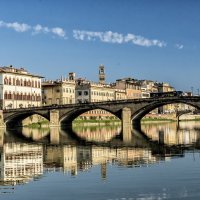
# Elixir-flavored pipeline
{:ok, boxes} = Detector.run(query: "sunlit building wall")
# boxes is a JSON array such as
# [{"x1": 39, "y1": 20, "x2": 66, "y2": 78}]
[
  {"x1": 42, "y1": 73, "x2": 76, "y2": 105},
  {"x1": 0, "y1": 66, "x2": 42, "y2": 109}
]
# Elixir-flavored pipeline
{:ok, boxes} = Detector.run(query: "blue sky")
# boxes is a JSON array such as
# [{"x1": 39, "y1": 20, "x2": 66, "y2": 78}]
[{"x1": 0, "y1": 0, "x2": 200, "y2": 93}]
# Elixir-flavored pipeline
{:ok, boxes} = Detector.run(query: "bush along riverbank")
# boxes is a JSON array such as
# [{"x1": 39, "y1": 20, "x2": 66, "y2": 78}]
[{"x1": 73, "y1": 119, "x2": 121, "y2": 126}]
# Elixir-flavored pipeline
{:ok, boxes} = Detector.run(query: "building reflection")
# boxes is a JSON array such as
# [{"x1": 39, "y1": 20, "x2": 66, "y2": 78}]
[
  {"x1": 2, "y1": 121, "x2": 200, "y2": 186},
  {"x1": 72, "y1": 125, "x2": 121, "y2": 142},
  {"x1": 0, "y1": 143, "x2": 43, "y2": 185},
  {"x1": 141, "y1": 122, "x2": 200, "y2": 145}
]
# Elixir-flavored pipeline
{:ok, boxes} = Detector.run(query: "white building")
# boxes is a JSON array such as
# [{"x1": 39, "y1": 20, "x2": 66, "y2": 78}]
[{"x1": 0, "y1": 65, "x2": 43, "y2": 109}]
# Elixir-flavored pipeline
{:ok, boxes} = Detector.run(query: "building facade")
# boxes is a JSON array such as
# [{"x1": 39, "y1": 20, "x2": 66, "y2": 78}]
[
  {"x1": 42, "y1": 73, "x2": 76, "y2": 105},
  {"x1": 76, "y1": 79, "x2": 115, "y2": 103},
  {"x1": 0, "y1": 66, "x2": 42, "y2": 109}
]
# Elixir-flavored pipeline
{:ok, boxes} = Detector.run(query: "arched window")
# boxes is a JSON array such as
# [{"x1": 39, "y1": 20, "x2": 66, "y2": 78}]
[
  {"x1": 16, "y1": 92, "x2": 19, "y2": 100},
  {"x1": 27, "y1": 93, "x2": 31, "y2": 101},
  {"x1": 20, "y1": 79, "x2": 23, "y2": 86},
  {"x1": 24, "y1": 79, "x2": 27, "y2": 86},
  {"x1": 23, "y1": 92, "x2": 27, "y2": 100},
  {"x1": 28, "y1": 80, "x2": 31, "y2": 87},
  {"x1": 19, "y1": 92, "x2": 23, "y2": 100},
  {"x1": 36, "y1": 95, "x2": 41, "y2": 101},
  {"x1": 32, "y1": 94, "x2": 35, "y2": 101},
  {"x1": 4, "y1": 77, "x2": 8, "y2": 85},
  {"x1": 4, "y1": 91, "x2": 8, "y2": 99},
  {"x1": 16, "y1": 79, "x2": 20, "y2": 86},
  {"x1": 8, "y1": 77, "x2": 11, "y2": 85},
  {"x1": 32, "y1": 80, "x2": 34, "y2": 87},
  {"x1": 38, "y1": 81, "x2": 40, "y2": 88},
  {"x1": 35, "y1": 80, "x2": 37, "y2": 88},
  {"x1": 13, "y1": 78, "x2": 15, "y2": 85},
  {"x1": 8, "y1": 91, "x2": 12, "y2": 99}
]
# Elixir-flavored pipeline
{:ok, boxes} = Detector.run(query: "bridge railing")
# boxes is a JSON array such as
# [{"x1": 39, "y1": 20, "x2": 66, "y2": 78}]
[{"x1": 3, "y1": 96, "x2": 200, "y2": 112}]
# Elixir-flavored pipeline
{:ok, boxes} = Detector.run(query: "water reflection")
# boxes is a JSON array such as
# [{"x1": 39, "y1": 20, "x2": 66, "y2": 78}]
[
  {"x1": 141, "y1": 121, "x2": 200, "y2": 146},
  {"x1": 1, "y1": 121, "x2": 200, "y2": 188},
  {"x1": 73, "y1": 125, "x2": 121, "y2": 142},
  {"x1": 0, "y1": 142, "x2": 43, "y2": 185}
]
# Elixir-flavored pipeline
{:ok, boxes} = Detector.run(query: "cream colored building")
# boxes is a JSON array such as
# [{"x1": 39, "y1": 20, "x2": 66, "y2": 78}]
[
  {"x1": 76, "y1": 79, "x2": 115, "y2": 103},
  {"x1": 0, "y1": 66, "x2": 43, "y2": 109},
  {"x1": 42, "y1": 73, "x2": 76, "y2": 105},
  {"x1": 76, "y1": 79, "x2": 116, "y2": 119}
]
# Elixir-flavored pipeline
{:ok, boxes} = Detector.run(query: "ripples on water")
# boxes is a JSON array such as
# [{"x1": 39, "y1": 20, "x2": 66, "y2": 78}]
[{"x1": 1, "y1": 121, "x2": 200, "y2": 199}]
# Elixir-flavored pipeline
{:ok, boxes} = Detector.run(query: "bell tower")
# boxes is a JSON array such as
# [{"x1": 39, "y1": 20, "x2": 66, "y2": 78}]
[{"x1": 99, "y1": 65, "x2": 105, "y2": 84}]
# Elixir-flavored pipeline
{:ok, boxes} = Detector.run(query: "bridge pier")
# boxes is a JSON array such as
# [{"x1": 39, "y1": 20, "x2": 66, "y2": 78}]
[
  {"x1": 0, "y1": 111, "x2": 5, "y2": 128},
  {"x1": 0, "y1": 128, "x2": 4, "y2": 147},
  {"x1": 50, "y1": 127, "x2": 60, "y2": 144},
  {"x1": 50, "y1": 110, "x2": 60, "y2": 127},
  {"x1": 121, "y1": 107, "x2": 132, "y2": 142}
]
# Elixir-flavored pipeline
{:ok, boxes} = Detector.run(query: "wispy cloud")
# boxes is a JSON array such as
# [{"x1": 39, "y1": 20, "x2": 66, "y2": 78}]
[
  {"x1": 175, "y1": 44, "x2": 184, "y2": 50},
  {"x1": 51, "y1": 27, "x2": 66, "y2": 38},
  {"x1": 73, "y1": 30, "x2": 166, "y2": 47},
  {"x1": 33, "y1": 24, "x2": 50, "y2": 34},
  {"x1": 0, "y1": 20, "x2": 66, "y2": 39},
  {"x1": 0, "y1": 20, "x2": 31, "y2": 32}
]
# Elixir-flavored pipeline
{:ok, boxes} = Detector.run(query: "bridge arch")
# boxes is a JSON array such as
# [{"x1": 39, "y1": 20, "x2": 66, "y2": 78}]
[
  {"x1": 4, "y1": 111, "x2": 50, "y2": 127},
  {"x1": 59, "y1": 106, "x2": 120, "y2": 126},
  {"x1": 131, "y1": 100, "x2": 200, "y2": 122}
]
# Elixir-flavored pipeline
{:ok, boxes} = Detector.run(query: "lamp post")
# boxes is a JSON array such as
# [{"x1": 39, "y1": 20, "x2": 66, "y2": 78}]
[{"x1": 191, "y1": 86, "x2": 194, "y2": 96}]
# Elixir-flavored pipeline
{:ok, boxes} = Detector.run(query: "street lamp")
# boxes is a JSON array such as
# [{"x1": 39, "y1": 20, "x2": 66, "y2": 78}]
[{"x1": 191, "y1": 86, "x2": 194, "y2": 96}]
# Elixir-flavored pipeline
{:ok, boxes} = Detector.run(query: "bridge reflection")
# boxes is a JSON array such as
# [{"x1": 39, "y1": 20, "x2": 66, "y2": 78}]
[{"x1": 1, "y1": 121, "x2": 200, "y2": 187}]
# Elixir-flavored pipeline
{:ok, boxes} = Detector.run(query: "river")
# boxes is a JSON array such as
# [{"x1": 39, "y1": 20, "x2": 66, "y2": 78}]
[{"x1": 1, "y1": 121, "x2": 200, "y2": 200}]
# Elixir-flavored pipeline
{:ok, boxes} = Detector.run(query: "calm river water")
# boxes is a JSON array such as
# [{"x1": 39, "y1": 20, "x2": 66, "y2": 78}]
[{"x1": 1, "y1": 121, "x2": 200, "y2": 200}]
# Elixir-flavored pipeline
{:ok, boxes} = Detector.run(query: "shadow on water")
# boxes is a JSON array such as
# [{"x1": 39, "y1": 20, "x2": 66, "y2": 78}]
[{"x1": 1, "y1": 121, "x2": 200, "y2": 187}]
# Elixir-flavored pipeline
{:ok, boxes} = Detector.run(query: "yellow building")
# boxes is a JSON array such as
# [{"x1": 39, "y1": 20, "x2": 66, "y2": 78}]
[
  {"x1": 42, "y1": 73, "x2": 76, "y2": 105},
  {"x1": 113, "y1": 78, "x2": 142, "y2": 99}
]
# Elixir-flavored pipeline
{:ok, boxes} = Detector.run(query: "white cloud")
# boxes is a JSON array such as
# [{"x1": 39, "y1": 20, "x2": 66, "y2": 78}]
[
  {"x1": 0, "y1": 20, "x2": 66, "y2": 39},
  {"x1": 33, "y1": 24, "x2": 50, "y2": 34},
  {"x1": 51, "y1": 27, "x2": 66, "y2": 38},
  {"x1": 73, "y1": 30, "x2": 166, "y2": 47},
  {"x1": 0, "y1": 20, "x2": 30, "y2": 32},
  {"x1": 175, "y1": 44, "x2": 184, "y2": 49}
]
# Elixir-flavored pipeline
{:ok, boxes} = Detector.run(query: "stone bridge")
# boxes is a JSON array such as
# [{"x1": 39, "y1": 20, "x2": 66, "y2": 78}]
[{"x1": 2, "y1": 96, "x2": 200, "y2": 131}]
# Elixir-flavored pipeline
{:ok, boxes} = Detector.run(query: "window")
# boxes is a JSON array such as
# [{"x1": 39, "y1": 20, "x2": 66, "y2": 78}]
[
  {"x1": 8, "y1": 92, "x2": 12, "y2": 99},
  {"x1": 4, "y1": 77, "x2": 8, "y2": 85},
  {"x1": 8, "y1": 77, "x2": 11, "y2": 85},
  {"x1": 84, "y1": 91, "x2": 88, "y2": 95},
  {"x1": 24, "y1": 79, "x2": 27, "y2": 86},
  {"x1": 78, "y1": 91, "x2": 82, "y2": 96},
  {"x1": 28, "y1": 80, "x2": 31, "y2": 86},
  {"x1": 23, "y1": 93, "x2": 27, "y2": 100},
  {"x1": 4, "y1": 91, "x2": 8, "y2": 99},
  {"x1": 13, "y1": 78, "x2": 15, "y2": 85}
]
